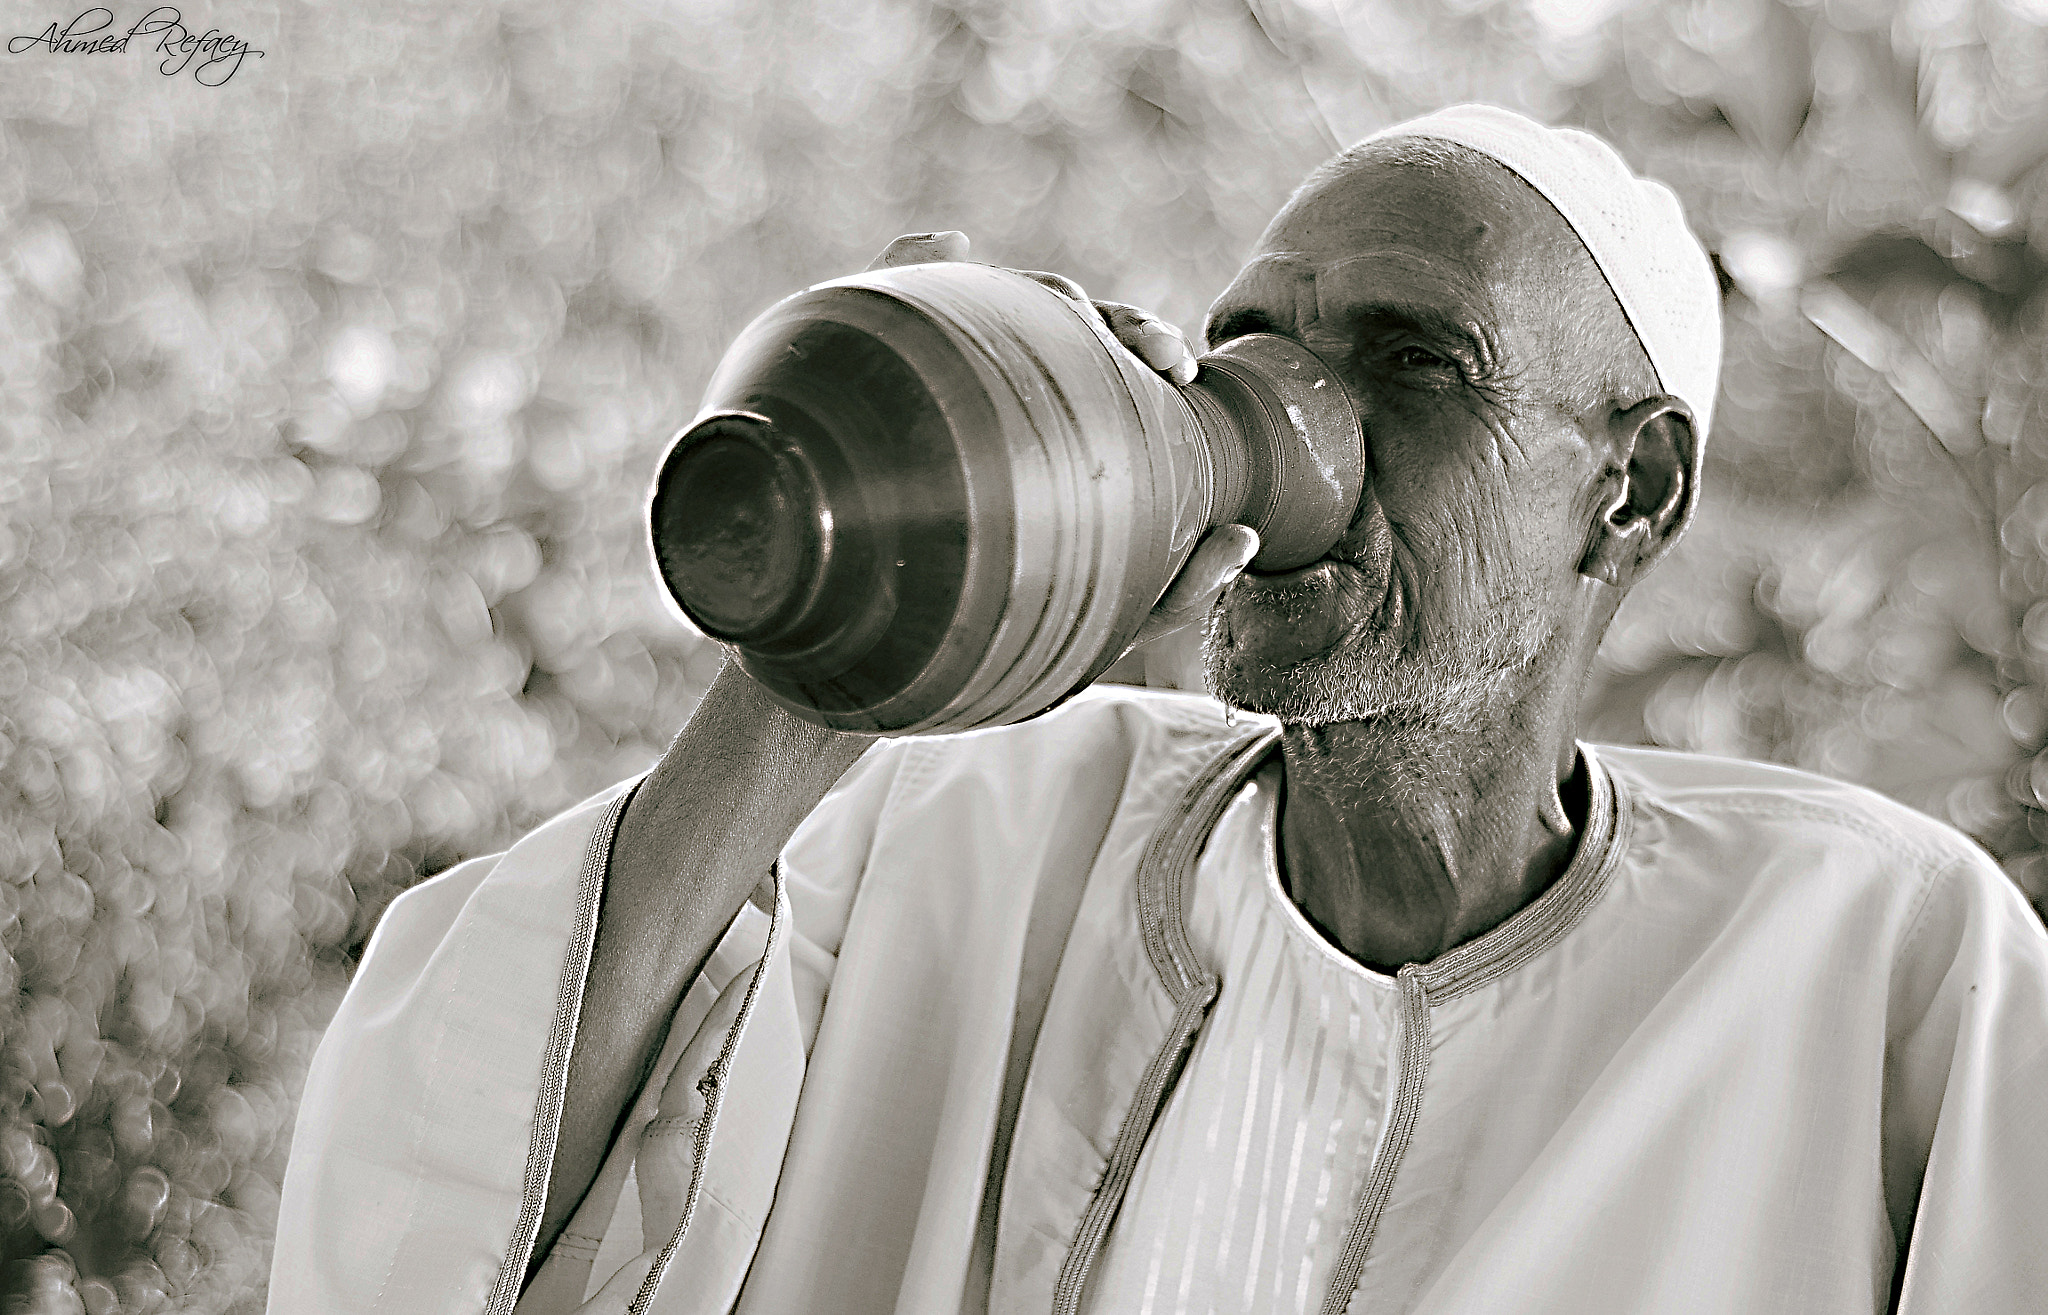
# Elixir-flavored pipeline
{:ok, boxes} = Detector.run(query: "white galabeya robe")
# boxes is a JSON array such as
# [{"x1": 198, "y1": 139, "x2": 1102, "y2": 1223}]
[{"x1": 271, "y1": 686, "x2": 2048, "y2": 1314}]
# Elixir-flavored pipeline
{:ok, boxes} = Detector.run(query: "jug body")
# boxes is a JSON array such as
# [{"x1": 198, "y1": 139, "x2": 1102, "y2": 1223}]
[{"x1": 648, "y1": 261, "x2": 1361, "y2": 734}]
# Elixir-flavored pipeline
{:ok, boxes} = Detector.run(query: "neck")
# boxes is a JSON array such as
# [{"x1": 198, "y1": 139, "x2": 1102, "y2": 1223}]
[{"x1": 1273, "y1": 660, "x2": 1587, "y2": 974}]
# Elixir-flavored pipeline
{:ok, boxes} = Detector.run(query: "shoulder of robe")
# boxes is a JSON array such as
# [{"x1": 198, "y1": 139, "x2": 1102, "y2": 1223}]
[
  {"x1": 778, "y1": 685, "x2": 1260, "y2": 954},
  {"x1": 1591, "y1": 743, "x2": 2037, "y2": 947},
  {"x1": 355, "y1": 775, "x2": 640, "y2": 970},
  {"x1": 903, "y1": 685, "x2": 1260, "y2": 809},
  {"x1": 933, "y1": 682, "x2": 1255, "y2": 759},
  {"x1": 810, "y1": 683, "x2": 1246, "y2": 789},
  {"x1": 1595, "y1": 742, "x2": 1994, "y2": 870}
]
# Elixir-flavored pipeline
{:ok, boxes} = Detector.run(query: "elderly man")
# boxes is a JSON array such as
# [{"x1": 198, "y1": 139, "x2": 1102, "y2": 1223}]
[{"x1": 272, "y1": 107, "x2": 2048, "y2": 1314}]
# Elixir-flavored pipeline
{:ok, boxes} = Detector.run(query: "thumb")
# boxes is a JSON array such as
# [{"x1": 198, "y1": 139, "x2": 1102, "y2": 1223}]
[{"x1": 1132, "y1": 524, "x2": 1260, "y2": 648}]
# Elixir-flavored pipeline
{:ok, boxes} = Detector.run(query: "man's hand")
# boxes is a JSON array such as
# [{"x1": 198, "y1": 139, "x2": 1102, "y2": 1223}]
[{"x1": 867, "y1": 232, "x2": 1260, "y2": 669}]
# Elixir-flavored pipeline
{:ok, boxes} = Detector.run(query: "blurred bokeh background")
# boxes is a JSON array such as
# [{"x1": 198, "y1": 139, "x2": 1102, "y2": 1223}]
[{"x1": 1, "y1": 0, "x2": 2045, "y2": 1307}]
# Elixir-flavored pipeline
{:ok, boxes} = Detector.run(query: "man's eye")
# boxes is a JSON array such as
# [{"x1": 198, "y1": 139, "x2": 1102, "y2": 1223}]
[{"x1": 1392, "y1": 344, "x2": 1449, "y2": 372}]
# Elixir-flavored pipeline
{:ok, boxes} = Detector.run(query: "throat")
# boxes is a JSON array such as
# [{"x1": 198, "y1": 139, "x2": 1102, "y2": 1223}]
[{"x1": 1272, "y1": 713, "x2": 1586, "y2": 973}]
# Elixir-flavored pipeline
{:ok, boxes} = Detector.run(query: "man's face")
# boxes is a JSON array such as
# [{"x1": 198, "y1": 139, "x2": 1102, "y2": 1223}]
[{"x1": 1200, "y1": 153, "x2": 1620, "y2": 728}]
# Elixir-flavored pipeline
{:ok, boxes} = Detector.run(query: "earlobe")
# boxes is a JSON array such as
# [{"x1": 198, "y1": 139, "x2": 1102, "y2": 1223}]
[
  {"x1": 1577, "y1": 498, "x2": 1647, "y2": 587},
  {"x1": 1575, "y1": 396, "x2": 1698, "y2": 589}
]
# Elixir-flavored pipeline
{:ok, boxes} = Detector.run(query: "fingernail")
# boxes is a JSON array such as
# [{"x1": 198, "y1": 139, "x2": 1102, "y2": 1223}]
[
  {"x1": 1170, "y1": 357, "x2": 1199, "y2": 386},
  {"x1": 1137, "y1": 335, "x2": 1179, "y2": 370}
]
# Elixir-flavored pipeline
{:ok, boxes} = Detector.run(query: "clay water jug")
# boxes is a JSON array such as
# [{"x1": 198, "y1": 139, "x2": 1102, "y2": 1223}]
[{"x1": 648, "y1": 260, "x2": 1363, "y2": 734}]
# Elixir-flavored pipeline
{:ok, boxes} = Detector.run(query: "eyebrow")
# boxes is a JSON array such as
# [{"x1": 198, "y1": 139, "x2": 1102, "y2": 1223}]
[
  {"x1": 1206, "y1": 299, "x2": 1505, "y2": 393},
  {"x1": 1338, "y1": 302, "x2": 1496, "y2": 376},
  {"x1": 1206, "y1": 249, "x2": 1504, "y2": 376}
]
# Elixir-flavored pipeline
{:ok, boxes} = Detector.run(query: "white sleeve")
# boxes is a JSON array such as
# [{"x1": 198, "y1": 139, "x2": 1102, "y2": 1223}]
[
  {"x1": 269, "y1": 738, "x2": 920, "y2": 1315},
  {"x1": 269, "y1": 779, "x2": 643, "y2": 1314},
  {"x1": 1886, "y1": 851, "x2": 2048, "y2": 1311}
]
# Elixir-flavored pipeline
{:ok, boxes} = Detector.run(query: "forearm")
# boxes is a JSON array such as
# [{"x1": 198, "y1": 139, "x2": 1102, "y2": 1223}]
[{"x1": 530, "y1": 658, "x2": 873, "y2": 1275}]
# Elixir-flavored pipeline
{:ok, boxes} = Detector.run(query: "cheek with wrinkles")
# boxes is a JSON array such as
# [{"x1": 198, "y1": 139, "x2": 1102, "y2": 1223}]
[
  {"x1": 1353, "y1": 374, "x2": 1565, "y2": 637},
  {"x1": 1391, "y1": 461, "x2": 1533, "y2": 639}
]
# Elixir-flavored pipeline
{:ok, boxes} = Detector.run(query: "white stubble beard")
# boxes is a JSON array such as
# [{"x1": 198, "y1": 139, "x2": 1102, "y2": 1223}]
[{"x1": 1200, "y1": 576, "x2": 1555, "y2": 739}]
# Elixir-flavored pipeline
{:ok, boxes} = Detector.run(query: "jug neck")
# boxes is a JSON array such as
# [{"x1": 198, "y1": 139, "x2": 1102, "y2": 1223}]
[{"x1": 1175, "y1": 334, "x2": 1365, "y2": 574}]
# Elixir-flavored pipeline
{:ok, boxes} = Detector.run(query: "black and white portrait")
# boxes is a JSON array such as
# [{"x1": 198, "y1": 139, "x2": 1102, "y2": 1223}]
[{"x1": 2, "y1": 1, "x2": 2046, "y2": 1311}]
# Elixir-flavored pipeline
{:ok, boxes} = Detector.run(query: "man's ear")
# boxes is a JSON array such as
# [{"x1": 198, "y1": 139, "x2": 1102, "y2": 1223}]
[{"x1": 1577, "y1": 396, "x2": 1699, "y2": 589}]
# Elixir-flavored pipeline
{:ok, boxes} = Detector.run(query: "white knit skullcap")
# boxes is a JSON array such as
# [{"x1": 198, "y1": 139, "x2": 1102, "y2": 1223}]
[{"x1": 1364, "y1": 104, "x2": 1722, "y2": 434}]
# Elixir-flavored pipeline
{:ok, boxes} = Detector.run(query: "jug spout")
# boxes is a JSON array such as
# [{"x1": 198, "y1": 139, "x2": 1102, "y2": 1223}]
[{"x1": 1180, "y1": 333, "x2": 1365, "y2": 573}]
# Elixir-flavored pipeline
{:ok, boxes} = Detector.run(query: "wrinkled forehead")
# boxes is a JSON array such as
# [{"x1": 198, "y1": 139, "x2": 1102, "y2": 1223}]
[{"x1": 1213, "y1": 155, "x2": 1594, "y2": 345}]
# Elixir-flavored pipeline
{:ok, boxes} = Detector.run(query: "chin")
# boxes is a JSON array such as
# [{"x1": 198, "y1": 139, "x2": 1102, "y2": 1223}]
[
  {"x1": 1203, "y1": 554, "x2": 1408, "y2": 724},
  {"x1": 1202, "y1": 620, "x2": 1537, "y2": 734},
  {"x1": 1202, "y1": 633, "x2": 1397, "y2": 728}
]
